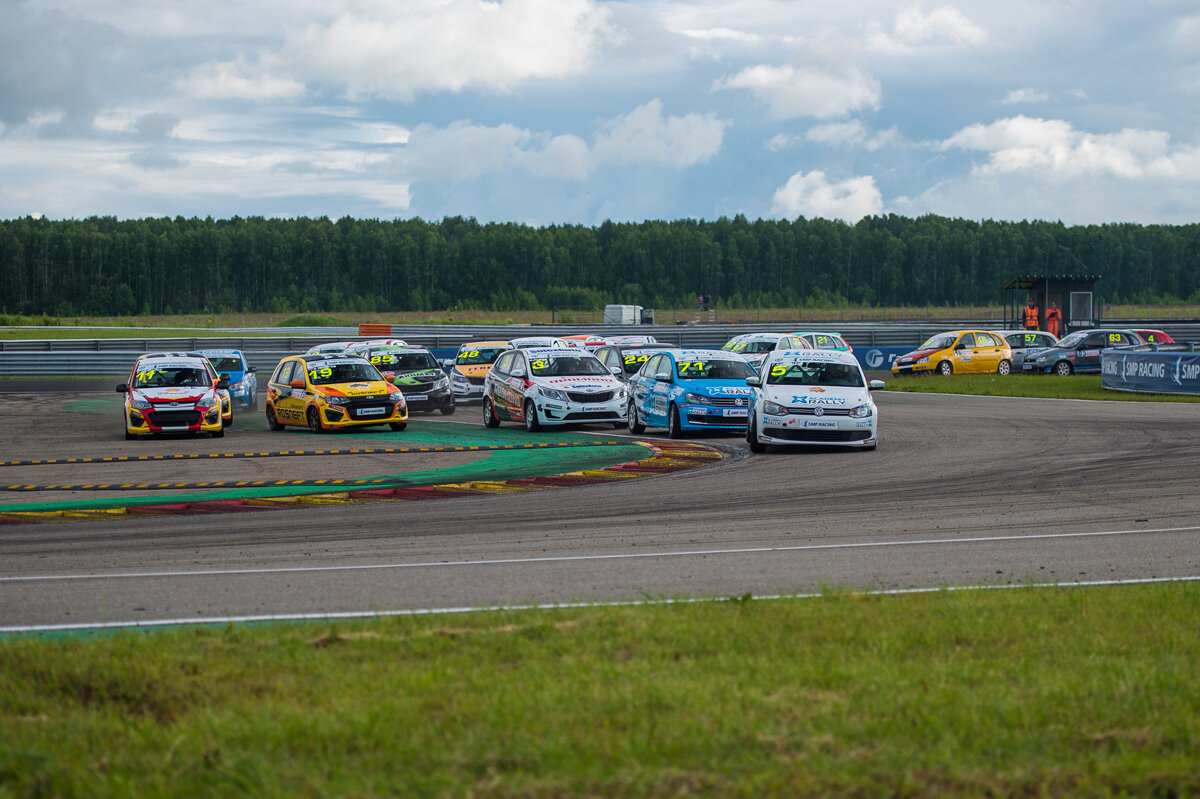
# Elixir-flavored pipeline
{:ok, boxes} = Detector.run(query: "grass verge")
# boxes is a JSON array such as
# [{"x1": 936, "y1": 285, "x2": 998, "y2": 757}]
[
  {"x1": 3, "y1": 583, "x2": 1199, "y2": 797},
  {"x1": 883, "y1": 373, "x2": 1200, "y2": 402}
]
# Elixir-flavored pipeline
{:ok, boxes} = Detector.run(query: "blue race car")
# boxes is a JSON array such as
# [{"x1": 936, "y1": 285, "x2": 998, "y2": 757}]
[
  {"x1": 627, "y1": 348, "x2": 758, "y2": 438},
  {"x1": 197, "y1": 349, "x2": 257, "y2": 409}
]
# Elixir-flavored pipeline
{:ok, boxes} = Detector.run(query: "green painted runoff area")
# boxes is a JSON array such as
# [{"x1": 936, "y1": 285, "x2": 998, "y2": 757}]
[{"x1": 1, "y1": 398, "x2": 649, "y2": 512}]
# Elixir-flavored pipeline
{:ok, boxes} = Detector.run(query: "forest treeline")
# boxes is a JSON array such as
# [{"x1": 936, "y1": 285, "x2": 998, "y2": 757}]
[{"x1": 1, "y1": 214, "x2": 1198, "y2": 316}]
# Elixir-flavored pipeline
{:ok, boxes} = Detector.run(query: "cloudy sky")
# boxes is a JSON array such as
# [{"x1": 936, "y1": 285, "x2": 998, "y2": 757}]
[{"x1": 3, "y1": 0, "x2": 1199, "y2": 225}]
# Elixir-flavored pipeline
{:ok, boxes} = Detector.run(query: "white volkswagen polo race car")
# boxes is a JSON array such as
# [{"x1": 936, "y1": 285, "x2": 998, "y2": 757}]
[
  {"x1": 482, "y1": 347, "x2": 628, "y2": 431},
  {"x1": 746, "y1": 349, "x2": 883, "y2": 452}
]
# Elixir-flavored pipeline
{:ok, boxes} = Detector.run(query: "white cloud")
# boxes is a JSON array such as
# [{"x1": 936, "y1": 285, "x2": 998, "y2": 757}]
[
  {"x1": 592, "y1": 100, "x2": 728, "y2": 167},
  {"x1": 180, "y1": 57, "x2": 306, "y2": 101},
  {"x1": 942, "y1": 115, "x2": 1185, "y2": 180},
  {"x1": 771, "y1": 170, "x2": 883, "y2": 222},
  {"x1": 1002, "y1": 88, "x2": 1050, "y2": 105},
  {"x1": 283, "y1": 0, "x2": 614, "y2": 101},
  {"x1": 806, "y1": 120, "x2": 898, "y2": 151},
  {"x1": 715, "y1": 64, "x2": 880, "y2": 120},
  {"x1": 893, "y1": 3, "x2": 987, "y2": 46}
]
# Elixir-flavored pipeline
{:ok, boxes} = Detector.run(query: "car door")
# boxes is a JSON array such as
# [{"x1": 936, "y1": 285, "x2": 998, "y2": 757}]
[
  {"x1": 269, "y1": 360, "x2": 304, "y2": 424},
  {"x1": 973, "y1": 331, "x2": 1004, "y2": 372},
  {"x1": 645, "y1": 353, "x2": 675, "y2": 424},
  {"x1": 951, "y1": 333, "x2": 979, "y2": 372},
  {"x1": 488, "y1": 351, "x2": 517, "y2": 420},
  {"x1": 628, "y1": 355, "x2": 656, "y2": 419},
  {"x1": 1075, "y1": 332, "x2": 1110, "y2": 370}
]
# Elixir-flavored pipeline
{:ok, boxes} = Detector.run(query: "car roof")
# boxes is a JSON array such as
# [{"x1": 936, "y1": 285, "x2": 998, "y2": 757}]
[
  {"x1": 518, "y1": 347, "x2": 595, "y2": 358},
  {"x1": 767, "y1": 348, "x2": 860, "y2": 365},
  {"x1": 791, "y1": 331, "x2": 843, "y2": 337},
  {"x1": 670, "y1": 348, "x2": 748, "y2": 360},
  {"x1": 295, "y1": 353, "x2": 370, "y2": 364},
  {"x1": 729, "y1": 332, "x2": 792, "y2": 341},
  {"x1": 134, "y1": 355, "x2": 209, "y2": 368},
  {"x1": 459, "y1": 340, "x2": 510, "y2": 348}
]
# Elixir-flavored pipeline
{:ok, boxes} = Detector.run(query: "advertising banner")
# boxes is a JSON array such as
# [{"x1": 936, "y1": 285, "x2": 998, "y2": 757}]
[{"x1": 1101, "y1": 350, "x2": 1200, "y2": 395}]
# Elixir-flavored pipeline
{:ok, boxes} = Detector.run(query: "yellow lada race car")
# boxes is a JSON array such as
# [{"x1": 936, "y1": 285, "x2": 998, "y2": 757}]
[
  {"x1": 891, "y1": 329, "x2": 1013, "y2": 376},
  {"x1": 265, "y1": 354, "x2": 408, "y2": 433}
]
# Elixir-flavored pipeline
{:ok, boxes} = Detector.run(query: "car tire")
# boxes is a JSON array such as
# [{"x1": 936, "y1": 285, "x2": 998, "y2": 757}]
[
  {"x1": 1053, "y1": 361, "x2": 1073, "y2": 376},
  {"x1": 667, "y1": 404, "x2": 683, "y2": 439},
  {"x1": 938, "y1": 360, "x2": 953, "y2": 376},
  {"x1": 389, "y1": 422, "x2": 407, "y2": 431},
  {"x1": 627, "y1": 402, "x2": 645, "y2": 434},
  {"x1": 523, "y1": 400, "x2": 542, "y2": 432},
  {"x1": 125, "y1": 430, "x2": 137, "y2": 441},
  {"x1": 224, "y1": 416, "x2": 234, "y2": 427},
  {"x1": 483, "y1": 398, "x2": 501, "y2": 428},
  {"x1": 440, "y1": 405, "x2": 456, "y2": 416},
  {"x1": 997, "y1": 359, "x2": 1012, "y2": 376},
  {"x1": 266, "y1": 405, "x2": 284, "y2": 431},
  {"x1": 307, "y1": 407, "x2": 326, "y2": 434},
  {"x1": 211, "y1": 426, "x2": 224, "y2": 438},
  {"x1": 747, "y1": 413, "x2": 767, "y2": 453}
]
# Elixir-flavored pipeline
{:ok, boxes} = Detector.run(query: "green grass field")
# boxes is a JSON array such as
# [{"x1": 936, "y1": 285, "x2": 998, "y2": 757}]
[
  {"x1": 883, "y1": 373, "x2": 1200, "y2": 402},
  {"x1": 3, "y1": 584, "x2": 1198, "y2": 797}
]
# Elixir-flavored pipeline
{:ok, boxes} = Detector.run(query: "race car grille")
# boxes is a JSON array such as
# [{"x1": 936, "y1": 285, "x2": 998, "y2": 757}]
[
  {"x1": 787, "y1": 406, "x2": 853, "y2": 416},
  {"x1": 467, "y1": 375, "x2": 486, "y2": 385},
  {"x1": 686, "y1": 414, "x2": 746, "y2": 425},
  {"x1": 766, "y1": 428, "x2": 870, "y2": 442},
  {"x1": 347, "y1": 404, "x2": 394, "y2": 420},
  {"x1": 704, "y1": 396, "x2": 749, "y2": 407},
  {"x1": 146, "y1": 410, "x2": 200, "y2": 427},
  {"x1": 566, "y1": 390, "x2": 614, "y2": 403}
]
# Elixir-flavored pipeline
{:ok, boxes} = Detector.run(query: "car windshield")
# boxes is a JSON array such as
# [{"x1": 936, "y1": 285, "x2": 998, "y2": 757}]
[
  {"x1": 676, "y1": 358, "x2": 757, "y2": 380},
  {"x1": 1057, "y1": 332, "x2": 1087, "y2": 348},
  {"x1": 457, "y1": 347, "x2": 507, "y2": 365},
  {"x1": 208, "y1": 357, "x2": 243, "y2": 372},
  {"x1": 619, "y1": 351, "x2": 659, "y2": 374},
  {"x1": 766, "y1": 361, "x2": 865, "y2": 387},
  {"x1": 919, "y1": 334, "x2": 958, "y2": 349},
  {"x1": 528, "y1": 355, "x2": 608, "y2": 376},
  {"x1": 726, "y1": 340, "x2": 776, "y2": 354},
  {"x1": 805, "y1": 335, "x2": 846, "y2": 350},
  {"x1": 306, "y1": 360, "x2": 381, "y2": 385},
  {"x1": 134, "y1": 366, "x2": 209, "y2": 388},
  {"x1": 369, "y1": 351, "x2": 439, "y2": 371}
]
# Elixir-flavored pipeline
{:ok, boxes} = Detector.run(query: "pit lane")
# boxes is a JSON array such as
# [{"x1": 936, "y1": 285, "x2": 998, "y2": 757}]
[{"x1": 2, "y1": 389, "x2": 1199, "y2": 631}]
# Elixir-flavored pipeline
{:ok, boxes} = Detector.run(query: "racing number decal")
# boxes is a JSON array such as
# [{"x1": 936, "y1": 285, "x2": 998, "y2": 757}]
[
  {"x1": 369, "y1": 355, "x2": 398, "y2": 366},
  {"x1": 770, "y1": 364, "x2": 788, "y2": 377},
  {"x1": 462, "y1": 350, "x2": 480, "y2": 358},
  {"x1": 135, "y1": 370, "x2": 159, "y2": 383},
  {"x1": 307, "y1": 367, "x2": 333, "y2": 382},
  {"x1": 530, "y1": 360, "x2": 548, "y2": 370},
  {"x1": 677, "y1": 361, "x2": 707, "y2": 375},
  {"x1": 623, "y1": 354, "x2": 650, "y2": 365},
  {"x1": 1108, "y1": 333, "x2": 1121, "y2": 343}
]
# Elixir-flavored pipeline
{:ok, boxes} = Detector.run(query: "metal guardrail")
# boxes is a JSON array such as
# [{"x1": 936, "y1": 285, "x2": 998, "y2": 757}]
[{"x1": 3, "y1": 322, "x2": 1198, "y2": 377}]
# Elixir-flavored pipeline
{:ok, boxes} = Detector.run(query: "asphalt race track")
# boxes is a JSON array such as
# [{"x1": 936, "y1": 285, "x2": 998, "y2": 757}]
[{"x1": 2, "y1": 391, "x2": 1199, "y2": 631}]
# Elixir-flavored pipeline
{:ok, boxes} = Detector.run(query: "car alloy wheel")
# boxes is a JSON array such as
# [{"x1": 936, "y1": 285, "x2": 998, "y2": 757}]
[
  {"x1": 483, "y1": 398, "x2": 500, "y2": 428},
  {"x1": 266, "y1": 405, "x2": 284, "y2": 431},
  {"x1": 938, "y1": 360, "x2": 953, "y2": 376},
  {"x1": 746, "y1": 412, "x2": 766, "y2": 453},
  {"x1": 997, "y1": 359, "x2": 1012, "y2": 376},
  {"x1": 667, "y1": 404, "x2": 683, "y2": 439},
  {"x1": 307, "y1": 407, "x2": 326, "y2": 434},
  {"x1": 1054, "y1": 361, "x2": 1072, "y2": 376},
  {"x1": 523, "y1": 400, "x2": 542, "y2": 432},
  {"x1": 627, "y1": 402, "x2": 645, "y2": 434}
]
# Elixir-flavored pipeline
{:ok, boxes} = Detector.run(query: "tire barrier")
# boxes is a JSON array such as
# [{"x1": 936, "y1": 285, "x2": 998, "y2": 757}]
[{"x1": 0, "y1": 441, "x2": 723, "y2": 523}]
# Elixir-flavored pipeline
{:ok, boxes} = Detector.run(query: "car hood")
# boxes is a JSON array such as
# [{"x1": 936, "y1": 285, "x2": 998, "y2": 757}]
[
  {"x1": 760, "y1": 384, "x2": 870, "y2": 408},
  {"x1": 538, "y1": 375, "x2": 623, "y2": 391},
  {"x1": 895, "y1": 347, "x2": 940, "y2": 363},
  {"x1": 682, "y1": 381, "x2": 756, "y2": 397},
  {"x1": 454, "y1": 364, "x2": 493, "y2": 378},
  {"x1": 318, "y1": 380, "x2": 396, "y2": 397},
  {"x1": 132, "y1": 386, "x2": 214, "y2": 404},
  {"x1": 386, "y1": 368, "x2": 445, "y2": 386}
]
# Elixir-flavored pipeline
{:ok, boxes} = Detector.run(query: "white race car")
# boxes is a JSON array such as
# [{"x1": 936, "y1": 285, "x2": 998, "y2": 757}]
[
  {"x1": 482, "y1": 347, "x2": 628, "y2": 431},
  {"x1": 746, "y1": 349, "x2": 883, "y2": 452}
]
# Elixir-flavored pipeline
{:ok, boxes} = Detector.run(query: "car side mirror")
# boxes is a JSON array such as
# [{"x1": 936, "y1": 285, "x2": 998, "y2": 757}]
[
  {"x1": 248, "y1": 367, "x2": 256, "y2": 373},
  {"x1": 868, "y1": 380, "x2": 885, "y2": 390},
  {"x1": 217, "y1": 380, "x2": 230, "y2": 390},
  {"x1": 219, "y1": 373, "x2": 231, "y2": 382},
  {"x1": 116, "y1": 384, "x2": 128, "y2": 393},
  {"x1": 511, "y1": 368, "x2": 525, "y2": 379},
  {"x1": 289, "y1": 379, "x2": 305, "y2": 389},
  {"x1": 745, "y1": 376, "x2": 762, "y2": 387},
  {"x1": 384, "y1": 371, "x2": 396, "y2": 383},
  {"x1": 655, "y1": 372, "x2": 671, "y2": 382},
  {"x1": 610, "y1": 366, "x2": 622, "y2": 376}
]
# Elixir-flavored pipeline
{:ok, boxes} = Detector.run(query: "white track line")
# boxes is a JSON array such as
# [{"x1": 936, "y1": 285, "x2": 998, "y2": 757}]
[
  {"x1": 2, "y1": 575, "x2": 1198, "y2": 634},
  {"x1": 4, "y1": 524, "x2": 1198, "y2": 583}
]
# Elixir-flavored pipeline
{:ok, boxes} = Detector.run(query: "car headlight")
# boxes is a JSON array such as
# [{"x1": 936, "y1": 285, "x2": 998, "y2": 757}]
[
  {"x1": 1035, "y1": 355, "x2": 1047, "y2": 363},
  {"x1": 849, "y1": 403, "x2": 873, "y2": 418},
  {"x1": 130, "y1": 398, "x2": 152, "y2": 410},
  {"x1": 762, "y1": 400, "x2": 788, "y2": 415},
  {"x1": 228, "y1": 380, "x2": 244, "y2": 391},
  {"x1": 435, "y1": 376, "x2": 450, "y2": 390},
  {"x1": 325, "y1": 395, "x2": 351, "y2": 405},
  {"x1": 539, "y1": 387, "x2": 569, "y2": 402},
  {"x1": 684, "y1": 392, "x2": 708, "y2": 405},
  {"x1": 614, "y1": 386, "x2": 628, "y2": 400},
  {"x1": 916, "y1": 357, "x2": 929, "y2": 365}
]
